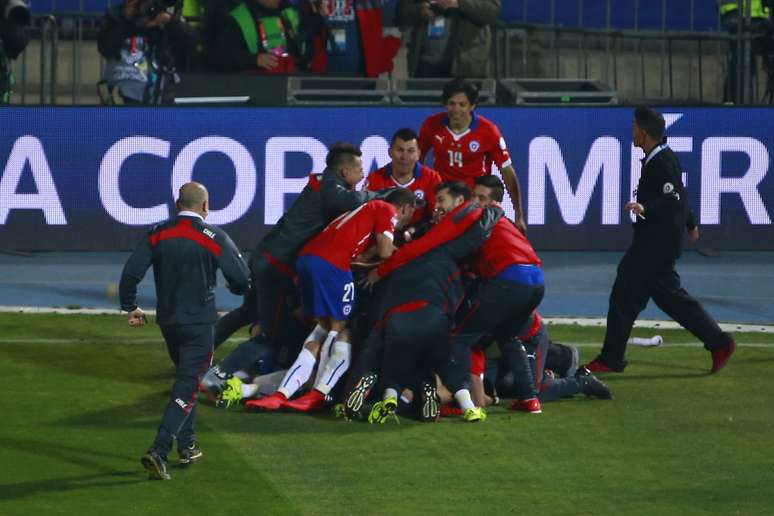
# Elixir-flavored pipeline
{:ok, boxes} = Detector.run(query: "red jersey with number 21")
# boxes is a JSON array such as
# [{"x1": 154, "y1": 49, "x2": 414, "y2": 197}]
[
  {"x1": 299, "y1": 200, "x2": 397, "y2": 271},
  {"x1": 418, "y1": 112, "x2": 512, "y2": 188}
]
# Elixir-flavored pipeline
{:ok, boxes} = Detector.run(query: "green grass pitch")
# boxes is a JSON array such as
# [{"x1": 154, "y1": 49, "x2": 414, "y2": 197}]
[{"x1": 1, "y1": 313, "x2": 773, "y2": 515}]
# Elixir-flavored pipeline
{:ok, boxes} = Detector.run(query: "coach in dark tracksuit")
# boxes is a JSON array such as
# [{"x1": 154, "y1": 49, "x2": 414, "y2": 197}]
[
  {"x1": 120, "y1": 182, "x2": 250, "y2": 480},
  {"x1": 586, "y1": 106, "x2": 736, "y2": 374},
  {"x1": 210, "y1": 143, "x2": 393, "y2": 387}
]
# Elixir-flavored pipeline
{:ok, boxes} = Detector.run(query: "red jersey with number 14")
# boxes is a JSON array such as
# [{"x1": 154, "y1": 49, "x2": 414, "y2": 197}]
[
  {"x1": 299, "y1": 200, "x2": 397, "y2": 271},
  {"x1": 418, "y1": 112, "x2": 512, "y2": 188}
]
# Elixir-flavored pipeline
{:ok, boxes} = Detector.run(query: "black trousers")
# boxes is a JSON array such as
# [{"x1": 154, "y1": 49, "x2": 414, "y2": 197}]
[
  {"x1": 214, "y1": 252, "x2": 296, "y2": 348},
  {"x1": 600, "y1": 250, "x2": 733, "y2": 370},
  {"x1": 381, "y1": 304, "x2": 450, "y2": 393},
  {"x1": 489, "y1": 329, "x2": 582, "y2": 403},
  {"x1": 154, "y1": 324, "x2": 214, "y2": 457},
  {"x1": 442, "y1": 278, "x2": 544, "y2": 394},
  {"x1": 215, "y1": 252, "x2": 301, "y2": 374}
]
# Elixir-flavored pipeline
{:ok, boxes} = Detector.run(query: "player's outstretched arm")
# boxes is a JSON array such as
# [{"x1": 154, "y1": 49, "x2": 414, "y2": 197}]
[
  {"x1": 320, "y1": 177, "x2": 376, "y2": 214},
  {"x1": 216, "y1": 231, "x2": 250, "y2": 296},
  {"x1": 119, "y1": 235, "x2": 153, "y2": 316},
  {"x1": 501, "y1": 165, "x2": 526, "y2": 233}
]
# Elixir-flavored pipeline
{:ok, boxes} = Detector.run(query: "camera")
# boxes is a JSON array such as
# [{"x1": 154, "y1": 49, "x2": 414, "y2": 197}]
[
  {"x1": 1, "y1": 0, "x2": 31, "y2": 26},
  {"x1": 135, "y1": 0, "x2": 178, "y2": 26}
]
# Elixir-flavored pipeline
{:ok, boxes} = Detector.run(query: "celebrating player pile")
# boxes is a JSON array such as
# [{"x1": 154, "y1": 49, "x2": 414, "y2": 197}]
[
  {"x1": 122, "y1": 83, "x2": 736, "y2": 481},
  {"x1": 191, "y1": 80, "x2": 612, "y2": 428}
]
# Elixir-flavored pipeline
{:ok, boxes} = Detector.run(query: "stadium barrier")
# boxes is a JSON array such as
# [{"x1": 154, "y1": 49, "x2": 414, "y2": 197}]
[{"x1": 1, "y1": 106, "x2": 772, "y2": 252}]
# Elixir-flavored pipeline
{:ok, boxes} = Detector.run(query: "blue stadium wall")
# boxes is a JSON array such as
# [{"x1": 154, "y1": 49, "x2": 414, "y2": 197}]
[{"x1": 1, "y1": 107, "x2": 772, "y2": 251}]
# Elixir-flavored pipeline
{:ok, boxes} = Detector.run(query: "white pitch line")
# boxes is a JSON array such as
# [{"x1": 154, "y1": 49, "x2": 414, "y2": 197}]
[
  {"x1": 1, "y1": 306, "x2": 773, "y2": 333},
  {"x1": 562, "y1": 342, "x2": 774, "y2": 348},
  {"x1": 0, "y1": 337, "x2": 245, "y2": 344},
  {"x1": 0, "y1": 338, "x2": 772, "y2": 348}
]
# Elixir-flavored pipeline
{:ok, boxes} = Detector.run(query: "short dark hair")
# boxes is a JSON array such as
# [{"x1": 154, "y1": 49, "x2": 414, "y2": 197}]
[
  {"x1": 634, "y1": 106, "x2": 665, "y2": 141},
  {"x1": 390, "y1": 128, "x2": 419, "y2": 147},
  {"x1": 436, "y1": 181, "x2": 472, "y2": 201},
  {"x1": 326, "y1": 142, "x2": 362, "y2": 169},
  {"x1": 474, "y1": 175, "x2": 505, "y2": 202},
  {"x1": 441, "y1": 78, "x2": 479, "y2": 106},
  {"x1": 384, "y1": 187, "x2": 417, "y2": 208}
]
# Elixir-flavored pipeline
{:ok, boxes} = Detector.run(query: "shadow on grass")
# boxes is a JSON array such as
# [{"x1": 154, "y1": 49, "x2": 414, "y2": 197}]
[
  {"x1": 0, "y1": 438, "x2": 144, "y2": 500},
  {"x1": 0, "y1": 343, "x2": 174, "y2": 386},
  {"x1": 625, "y1": 359, "x2": 708, "y2": 373},
  {"x1": 201, "y1": 406, "x2": 419, "y2": 436},
  {"x1": 53, "y1": 391, "x2": 169, "y2": 430}
]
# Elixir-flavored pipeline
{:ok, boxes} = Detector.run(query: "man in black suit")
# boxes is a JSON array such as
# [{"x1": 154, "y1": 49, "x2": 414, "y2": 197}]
[
  {"x1": 119, "y1": 181, "x2": 250, "y2": 480},
  {"x1": 585, "y1": 106, "x2": 736, "y2": 375}
]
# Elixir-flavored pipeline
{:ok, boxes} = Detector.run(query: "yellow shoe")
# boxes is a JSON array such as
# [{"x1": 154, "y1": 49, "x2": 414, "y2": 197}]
[
  {"x1": 463, "y1": 407, "x2": 487, "y2": 422},
  {"x1": 368, "y1": 396, "x2": 399, "y2": 424},
  {"x1": 216, "y1": 375, "x2": 243, "y2": 409}
]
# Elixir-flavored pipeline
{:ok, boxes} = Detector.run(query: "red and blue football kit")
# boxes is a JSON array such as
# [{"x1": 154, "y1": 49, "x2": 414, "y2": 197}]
[
  {"x1": 418, "y1": 112, "x2": 512, "y2": 188},
  {"x1": 471, "y1": 217, "x2": 542, "y2": 281},
  {"x1": 365, "y1": 162, "x2": 442, "y2": 226},
  {"x1": 297, "y1": 200, "x2": 397, "y2": 320}
]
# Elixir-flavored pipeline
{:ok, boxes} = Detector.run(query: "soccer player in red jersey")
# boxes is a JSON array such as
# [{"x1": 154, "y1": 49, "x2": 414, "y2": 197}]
[
  {"x1": 442, "y1": 175, "x2": 544, "y2": 416},
  {"x1": 247, "y1": 189, "x2": 417, "y2": 413},
  {"x1": 366, "y1": 128, "x2": 442, "y2": 228},
  {"x1": 418, "y1": 78, "x2": 525, "y2": 232}
]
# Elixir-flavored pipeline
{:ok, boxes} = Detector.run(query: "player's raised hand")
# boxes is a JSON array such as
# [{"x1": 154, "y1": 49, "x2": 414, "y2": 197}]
[
  {"x1": 624, "y1": 201, "x2": 646, "y2": 219},
  {"x1": 128, "y1": 308, "x2": 147, "y2": 327}
]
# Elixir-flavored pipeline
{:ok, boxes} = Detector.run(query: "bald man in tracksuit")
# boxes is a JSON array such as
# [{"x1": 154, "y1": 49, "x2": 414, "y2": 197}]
[{"x1": 120, "y1": 182, "x2": 250, "y2": 480}]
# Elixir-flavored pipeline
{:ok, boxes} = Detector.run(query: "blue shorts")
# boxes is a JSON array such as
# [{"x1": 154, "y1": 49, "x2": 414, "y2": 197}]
[
  {"x1": 496, "y1": 264, "x2": 545, "y2": 286},
  {"x1": 296, "y1": 254, "x2": 355, "y2": 321}
]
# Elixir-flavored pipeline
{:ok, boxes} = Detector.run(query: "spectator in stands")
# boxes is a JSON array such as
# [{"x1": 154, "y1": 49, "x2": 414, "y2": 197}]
[
  {"x1": 97, "y1": 0, "x2": 198, "y2": 104},
  {"x1": 212, "y1": 0, "x2": 306, "y2": 73},
  {"x1": 719, "y1": 0, "x2": 771, "y2": 103},
  {"x1": 301, "y1": 0, "x2": 400, "y2": 77},
  {"x1": 398, "y1": 0, "x2": 500, "y2": 78},
  {"x1": 1, "y1": 0, "x2": 31, "y2": 104}
]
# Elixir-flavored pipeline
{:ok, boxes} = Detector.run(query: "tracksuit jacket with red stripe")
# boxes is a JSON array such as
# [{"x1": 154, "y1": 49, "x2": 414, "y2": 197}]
[
  {"x1": 258, "y1": 167, "x2": 385, "y2": 271},
  {"x1": 119, "y1": 215, "x2": 250, "y2": 325},
  {"x1": 374, "y1": 203, "x2": 503, "y2": 321}
]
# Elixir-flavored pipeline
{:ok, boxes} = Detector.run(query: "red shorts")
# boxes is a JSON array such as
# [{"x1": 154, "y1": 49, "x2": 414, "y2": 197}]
[{"x1": 470, "y1": 347, "x2": 486, "y2": 376}]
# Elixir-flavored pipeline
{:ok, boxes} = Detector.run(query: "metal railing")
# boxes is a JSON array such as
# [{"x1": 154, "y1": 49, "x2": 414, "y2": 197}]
[
  {"x1": 496, "y1": 24, "x2": 736, "y2": 104},
  {"x1": 6, "y1": 1, "x2": 772, "y2": 105},
  {"x1": 497, "y1": 0, "x2": 771, "y2": 105}
]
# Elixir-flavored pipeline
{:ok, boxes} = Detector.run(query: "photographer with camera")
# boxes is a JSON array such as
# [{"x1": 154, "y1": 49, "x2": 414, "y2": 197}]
[
  {"x1": 1, "y1": 0, "x2": 31, "y2": 104},
  {"x1": 211, "y1": 0, "x2": 304, "y2": 74},
  {"x1": 398, "y1": 0, "x2": 500, "y2": 78},
  {"x1": 97, "y1": 0, "x2": 197, "y2": 104}
]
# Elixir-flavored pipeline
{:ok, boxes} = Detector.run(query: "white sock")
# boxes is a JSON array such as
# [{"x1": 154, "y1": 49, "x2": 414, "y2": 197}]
[
  {"x1": 277, "y1": 348, "x2": 316, "y2": 399},
  {"x1": 233, "y1": 370, "x2": 251, "y2": 382},
  {"x1": 254, "y1": 370, "x2": 287, "y2": 396},
  {"x1": 454, "y1": 389, "x2": 475, "y2": 410},
  {"x1": 383, "y1": 388, "x2": 399, "y2": 400},
  {"x1": 242, "y1": 383, "x2": 259, "y2": 399},
  {"x1": 315, "y1": 340, "x2": 351, "y2": 395},
  {"x1": 314, "y1": 331, "x2": 339, "y2": 385},
  {"x1": 304, "y1": 324, "x2": 328, "y2": 345}
]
